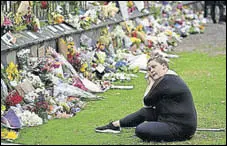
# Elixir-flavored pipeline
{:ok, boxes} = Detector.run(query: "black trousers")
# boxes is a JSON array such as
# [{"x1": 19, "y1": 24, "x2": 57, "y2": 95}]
[
  {"x1": 204, "y1": 1, "x2": 226, "y2": 23},
  {"x1": 119, "y1": 108, "x2": 193, "y2": 142}
]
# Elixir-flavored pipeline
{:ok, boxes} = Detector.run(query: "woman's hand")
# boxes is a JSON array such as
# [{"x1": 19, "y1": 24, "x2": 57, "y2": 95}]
[{"x1": 146, "y1": 73, "x2": 155, "y2": 86}]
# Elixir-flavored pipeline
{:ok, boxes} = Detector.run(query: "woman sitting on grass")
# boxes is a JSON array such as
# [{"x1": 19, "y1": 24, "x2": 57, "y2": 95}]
[{"x1": 95, "y1": 55, "x2": 197, "y2": 142}]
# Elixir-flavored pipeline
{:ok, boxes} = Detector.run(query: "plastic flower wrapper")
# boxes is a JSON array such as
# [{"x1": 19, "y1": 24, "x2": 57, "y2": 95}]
[
  {"x1": 103, "y1": 72, "x2": 137, "y2": 82},
  {"x1": 128, "y1": 54, "x2": 149, "y2": 70},
  {"x1": 1, "y1": 79, "x2": 8, "y2": 104},
  {"x1": 72, "y1": 77, "x2": 88, "y2": 91},
  {"x1": 80, "y1": 77, "x2": 104, "y2": 93},
  {"x1": 53, "y1": 83, "x2": 102, "y2": 101}
]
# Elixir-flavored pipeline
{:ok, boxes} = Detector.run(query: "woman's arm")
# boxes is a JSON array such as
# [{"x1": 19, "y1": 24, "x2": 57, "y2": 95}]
[{"x1": 143, "y1": 76, "x2": 166, "y2": 106}]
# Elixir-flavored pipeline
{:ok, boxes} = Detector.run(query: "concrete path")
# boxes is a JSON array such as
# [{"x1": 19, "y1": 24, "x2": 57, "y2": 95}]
[{"x1": 174, "y1": 22, "x2": 226, "y2": 56}]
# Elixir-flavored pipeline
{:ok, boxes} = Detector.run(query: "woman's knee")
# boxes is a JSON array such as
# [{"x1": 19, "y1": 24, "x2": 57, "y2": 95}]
[{"x1": 135, "y1": 123, "x2": 152, "y2": 141}]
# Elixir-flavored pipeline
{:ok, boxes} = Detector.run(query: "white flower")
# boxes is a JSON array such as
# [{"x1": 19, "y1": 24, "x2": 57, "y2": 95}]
[{"x1": 20, "y1": 110, "x2": 43, "y2": 127}]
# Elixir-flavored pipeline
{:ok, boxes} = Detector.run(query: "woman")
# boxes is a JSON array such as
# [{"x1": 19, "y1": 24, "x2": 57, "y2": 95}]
[{"x1": 95, "y1": 56, "x2": 197, "y2": 142}]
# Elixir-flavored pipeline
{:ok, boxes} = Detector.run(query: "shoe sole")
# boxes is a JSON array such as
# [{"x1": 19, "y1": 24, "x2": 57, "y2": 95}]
[{"x1": 95, "y1": 129, "x2": 121, "y2": 133}]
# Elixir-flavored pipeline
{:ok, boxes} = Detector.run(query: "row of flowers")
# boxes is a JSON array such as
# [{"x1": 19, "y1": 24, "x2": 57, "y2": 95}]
[{"x1": 1, "y1": 1, "x2": 207, "y2": 142}]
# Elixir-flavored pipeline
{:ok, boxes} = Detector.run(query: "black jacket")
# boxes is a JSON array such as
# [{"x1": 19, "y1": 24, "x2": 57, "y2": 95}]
[{"x1": 144, "y1": 74, "x2": 197, "y2": 132}]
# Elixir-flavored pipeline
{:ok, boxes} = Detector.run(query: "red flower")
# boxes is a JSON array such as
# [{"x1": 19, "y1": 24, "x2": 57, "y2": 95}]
[
  {"x1": 41, "y1": 1, "x2": 48, "y2": 9},
  {"x1": 131, "y1": 31, "x2": 137, "y2": 37},
  {"x1": 147, "y1": 40, "x2": 153, "y2": 48},
  {"x1": 6, "y1": 90, "x2": 23, "y2": 106}
]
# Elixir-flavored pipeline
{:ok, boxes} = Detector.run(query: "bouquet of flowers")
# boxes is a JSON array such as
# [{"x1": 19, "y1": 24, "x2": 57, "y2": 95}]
[
  {"x1": 5, "y1": 90, "x2": 23, "y2": 107},
  {"x1": 17, "y1": 49, "x2": 30, "y2": 70},
  {"x1": 34, "y1": 95, "x2": 49, "y2": 123},
  {"x1": 50, "y1": 11, "x2": 64, "y2": 24},
  {"x1": 5, "y1": 62, "x2": 20, "y2": 83},
  {"x1": 66, "y1": 14, "x2": 81, "y2": 30},
  {"x1": 72, "y1": 77, "x2": 88, "y2": 91},
  {"x1": 19, "y1": 110, "x2": 43, "y2": 126},
  {"x1": 1, "y1": 128, "x2": 18, "y2": 142},
  {"x1": 34, "y1": 95, "x2": 49, "y2": 114},
  {"x1": 80, "y1": 16, "x2": 92, "y2": 30}
]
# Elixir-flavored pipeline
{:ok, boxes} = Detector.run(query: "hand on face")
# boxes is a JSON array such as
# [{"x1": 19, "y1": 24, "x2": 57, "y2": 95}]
[{"x1": 147, "y1": 60, "x2": 168, "y2": 81}]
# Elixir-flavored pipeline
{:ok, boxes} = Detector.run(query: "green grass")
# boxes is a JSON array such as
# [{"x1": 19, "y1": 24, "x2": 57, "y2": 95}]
[{"x1": 12, "y1": 52, "x2": 226, "y2": 145}]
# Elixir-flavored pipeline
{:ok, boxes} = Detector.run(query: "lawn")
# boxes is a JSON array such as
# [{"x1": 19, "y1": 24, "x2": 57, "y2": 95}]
[{"x1": 13, "y1": 52, "x2": 226, "y2": 145}]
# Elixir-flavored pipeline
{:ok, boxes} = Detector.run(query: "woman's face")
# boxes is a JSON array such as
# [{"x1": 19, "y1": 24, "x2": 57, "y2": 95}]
[{"x1": 147, "y1": 60, "x2": 168, "y2": 80}]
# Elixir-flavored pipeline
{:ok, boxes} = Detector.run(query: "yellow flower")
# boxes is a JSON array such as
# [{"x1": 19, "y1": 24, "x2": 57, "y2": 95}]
[
  {"x1": 136, "y1": 24, "x2": 143, "y2": 32},
  {"x1": 80, "y1": 66, "x2": 86, "y2": 72},
  {"x1": 80, "y1": 63, "x2": 88, "y2": 72},
  {"x1": 127, "y1": 1, "x2": 134, "y2": 8},
  {"x1": 60, "y1": 38, "x2": 66, "y2": 44},
  {"x1": 6, "y1": 62, "x2": 19, "y2": 81},
  {"x1": 130, "y1": 37, "x2": 141, "y2": 44},
  {"x1": 165, "y1": 30, "x2": 172, "y2": 36},
  {"x1": 85, "y1": 17, "x2": 91, "y2": 22},
  {"x1": 70, "y1": 42, "x2": 74, "y2": 45},
  {"x1": 6, "y1": 131, "x2": 18, "y2": 140},
  {"x1": 84, "y1": 71, "x2": 89, "y2": 77},
  {"x1": 1, "y1": 129, "x2": 18, "y2": 140},
  {"x1": 99, "y1": 44, "x2": 105, "y2": 50},
  {"x1": 8, "y1": 75, "x2": 12, "y2": 81},
  {"x1": 67, "y1": 45, "x2": 72, "y2": 49},
  {"x1": 1, "y1": 105, "x2": 6, "y2": 111},
  {"x1": 199, "y1": 25, "x2": 204, "y2": 30}
]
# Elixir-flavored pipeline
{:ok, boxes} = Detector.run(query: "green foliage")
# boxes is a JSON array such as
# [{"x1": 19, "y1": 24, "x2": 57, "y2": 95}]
[
  {"x1": 13, "y1": 52, "x2": 226, "y2": 145},
  {"x1": 150, "y1": 6, "x2": 161, "y2": 20}
]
